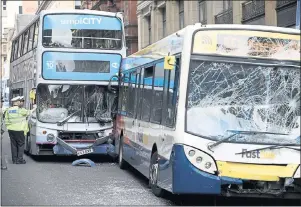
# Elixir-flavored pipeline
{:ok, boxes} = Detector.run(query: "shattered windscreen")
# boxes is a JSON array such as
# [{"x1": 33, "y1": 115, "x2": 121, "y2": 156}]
[
  {"x1": 37, "y1": 84, "x2": 117, "y2": 123},
  {"x1": 186, "y1": 59, "x2": 300, "y2": 145}
]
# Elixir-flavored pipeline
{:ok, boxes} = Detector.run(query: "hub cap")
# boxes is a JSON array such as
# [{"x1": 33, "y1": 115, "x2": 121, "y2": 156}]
[{"x1": 150, "y1": 163, "x2": 159, "y2": 185}]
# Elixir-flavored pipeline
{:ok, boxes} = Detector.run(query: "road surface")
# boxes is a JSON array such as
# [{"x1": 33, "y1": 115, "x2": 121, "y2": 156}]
[{"x1": 1, "y1": 131, "x2": 300, "y2": 206}]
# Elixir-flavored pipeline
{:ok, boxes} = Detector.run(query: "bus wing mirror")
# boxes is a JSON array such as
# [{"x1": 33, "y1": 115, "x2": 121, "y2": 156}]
[{"x1": 164, "y1": 56, "x2": 176, "y2": 70}]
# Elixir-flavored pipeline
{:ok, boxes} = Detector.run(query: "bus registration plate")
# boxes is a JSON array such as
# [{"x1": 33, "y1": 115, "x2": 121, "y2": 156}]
[{"x1": 77, "y1": 148, "x2": 94, "y2": 156}]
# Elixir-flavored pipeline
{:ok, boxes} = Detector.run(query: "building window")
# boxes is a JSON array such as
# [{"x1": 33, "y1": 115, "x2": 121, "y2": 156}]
[
  {"x1": 3, "y1": 44, "x2": 7, "y2": 53},
  {"x1": 75, "y1": 0, "x2": 81, "y2": 9},
  {"x1": 223, "y1": 0, "x2": 232, "y2": 10},
  {"x1": 179, "y1": 0, "x2": 184, "y2": 29},
  {"x1": 3, "y1": 0, "x2": 6, "y2": 10},
  {"x1": 147, "y1": 16, "x2": 151, "y2": 45},
  {"x1": 19, "y1": 6, "x2": 23, "y2": 14},
  {"x1": 162, "y1": 8, "x2": 166, "y2": 37},
  {"x1": 199, "y1": 0, "x2": 207, "y2": 24}
]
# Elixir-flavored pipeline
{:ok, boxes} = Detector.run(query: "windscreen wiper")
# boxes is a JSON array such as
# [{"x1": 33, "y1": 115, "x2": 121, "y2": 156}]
[
  {"x1": 207, "y1": 130, "x2": 289, "y2": 152},
  {"x1": 235, "y1": 144, "x2": 301, "y2": 155},
  {"x1": 57, "y1": 110, "x2": 80, "y2": 126}
]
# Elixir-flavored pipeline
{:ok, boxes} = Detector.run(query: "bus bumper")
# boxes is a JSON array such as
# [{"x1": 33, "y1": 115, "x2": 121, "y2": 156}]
[
  {"x1": 53, "y1": 137, "x2": 116, "y2": 156},
  {"x1": 170, "y1": 144, "x2": 301, "y2": 199}
]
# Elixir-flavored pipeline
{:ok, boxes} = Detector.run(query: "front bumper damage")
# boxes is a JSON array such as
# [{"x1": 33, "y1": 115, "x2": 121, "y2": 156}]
[
  {"x1": 53, "y1": 136, "x2": 117, "y2": 157},
  {"x1": 221, "y1": 178, "x2": 301, "y2": 199}
]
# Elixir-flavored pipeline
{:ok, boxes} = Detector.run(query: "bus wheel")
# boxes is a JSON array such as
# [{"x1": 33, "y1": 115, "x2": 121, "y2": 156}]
[
  {"x1": 118, "y1": 136, "x2": 128, "y2": 169},
  {"x1": 25, "y1": 134, "x2": 30, "y2": 154},
  {"x1": 149, "y1": 151, "x2": 165, "y2": 197}
]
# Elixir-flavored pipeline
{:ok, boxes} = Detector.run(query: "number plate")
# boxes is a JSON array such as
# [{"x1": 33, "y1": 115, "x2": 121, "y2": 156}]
[{"x1": 77, "y1": 148, "x2": 94, "y2": 156}]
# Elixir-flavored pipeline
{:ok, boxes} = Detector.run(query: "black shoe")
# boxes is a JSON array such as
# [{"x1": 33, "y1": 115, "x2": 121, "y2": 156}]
[
  {"x1": 1, "y1": 166, "x2": 7, "y2": 170},
  {"x1": 16, "y1": 160, "x2": 26, "y2": 164}
]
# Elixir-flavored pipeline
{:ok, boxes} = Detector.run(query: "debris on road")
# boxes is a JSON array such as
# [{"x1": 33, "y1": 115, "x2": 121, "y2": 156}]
[{"x1": 71, "y1": 159, "x2": 96, "y2": 167}]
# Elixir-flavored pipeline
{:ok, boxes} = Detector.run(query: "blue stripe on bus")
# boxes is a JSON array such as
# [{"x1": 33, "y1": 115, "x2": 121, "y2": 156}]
[
  {"x1": 124, "y1": 77, "x2": 174, "y2": 88},
  {"x1": 43, "y1": 14, "x2": 122, "y2": 30},
  {"x1": 42, "y1": 52, "x2": 121, "y2": 81}
]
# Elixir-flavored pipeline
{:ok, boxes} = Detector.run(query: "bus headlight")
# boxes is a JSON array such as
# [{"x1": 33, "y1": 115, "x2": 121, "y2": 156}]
[
  {"x1": 294, "y1": 165, "x2": 300, "y2": 178},
  {"x1": 184, "y1": 145, "x2": 217, "y2": 175},
  {"x1": 47, "y1": 133, "x2": 55, "y2": 142}
]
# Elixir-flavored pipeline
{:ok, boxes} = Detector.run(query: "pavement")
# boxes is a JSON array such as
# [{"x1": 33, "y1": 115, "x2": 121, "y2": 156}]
[{"x1": 1, "y1": 130, "x2": 300, "y2": 206}]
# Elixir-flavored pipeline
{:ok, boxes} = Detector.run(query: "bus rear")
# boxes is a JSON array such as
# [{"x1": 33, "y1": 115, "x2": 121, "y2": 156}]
[{"x1": 27, "y1": 10, "x2": 125, "y2": 156}]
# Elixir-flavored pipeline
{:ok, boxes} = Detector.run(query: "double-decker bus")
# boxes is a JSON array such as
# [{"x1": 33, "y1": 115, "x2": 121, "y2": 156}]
[
  {"x1": 9, "y1": 10, "x2": 126, "y2": 156},
  {"x1": 114, "y1": 24, "x2": 300, "y2": 199}
]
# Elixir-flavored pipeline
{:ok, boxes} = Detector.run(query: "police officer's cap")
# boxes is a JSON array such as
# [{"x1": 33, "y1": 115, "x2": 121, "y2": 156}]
[
  {"x1": 11, "y1": 96, "x2": 20, "y2": 102},
  {"x1": 19, "y1": 96, "x2": 25, "y2": 101}
]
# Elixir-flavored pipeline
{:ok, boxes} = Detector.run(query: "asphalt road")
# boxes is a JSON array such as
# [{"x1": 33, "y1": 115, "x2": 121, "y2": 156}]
[{"x1": 1, "y1": 131, "x2": 300, "y2": 206}]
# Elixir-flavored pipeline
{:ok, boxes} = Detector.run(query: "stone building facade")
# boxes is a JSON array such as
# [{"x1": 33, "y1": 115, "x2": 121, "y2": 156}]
[
  {"x1": 81, "y1": 0, "x2": 138, "y2": 55},
  {"x1": 137, "y1": 0, "x2": 298, "y2": 49}
]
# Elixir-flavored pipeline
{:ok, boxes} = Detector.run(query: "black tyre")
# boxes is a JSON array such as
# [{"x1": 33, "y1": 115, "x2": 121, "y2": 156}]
[
  {"x1": 118, "y1": 136, "x2": 128, "y2": 169},
  {"x1": 25, "y1": 134, "x2": 30, "y2": 154},
  {"x1": 149, "y1": 151, "x2": 165, "y2": 197}
]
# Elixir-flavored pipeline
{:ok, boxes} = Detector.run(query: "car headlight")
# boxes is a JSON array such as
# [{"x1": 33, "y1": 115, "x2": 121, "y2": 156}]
[
  {"x1": 184, "y1": 145, "x2": 217, "y2": 175},
  {"x1": 47, "y1": 133, "x2": 55, "y2": 142},
  {"x1": 294, "y1": 165, "x2": 300, "y2": 178}
]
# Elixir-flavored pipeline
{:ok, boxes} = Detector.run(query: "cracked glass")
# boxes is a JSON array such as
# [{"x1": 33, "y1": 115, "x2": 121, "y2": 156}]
[
  {"x1": 186, "y1": 59, "x2": 300, "y2": 145},
  {"x1": 37, "y1": 84, "x2": 117, "y2": 123}
]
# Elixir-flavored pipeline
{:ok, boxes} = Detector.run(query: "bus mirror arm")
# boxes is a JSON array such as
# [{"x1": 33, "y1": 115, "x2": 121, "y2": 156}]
[{"x1": 108, "y1": 75, "x2": 119, "y2": 94}]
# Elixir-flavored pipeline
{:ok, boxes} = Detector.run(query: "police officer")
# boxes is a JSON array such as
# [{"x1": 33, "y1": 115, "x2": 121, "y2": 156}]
[
  {"x1": 4, "y1": 96, "x2": 31, "y2": 164},
  {"x1": 1, "y1": 96, "x2": 7, "y2": 170}
]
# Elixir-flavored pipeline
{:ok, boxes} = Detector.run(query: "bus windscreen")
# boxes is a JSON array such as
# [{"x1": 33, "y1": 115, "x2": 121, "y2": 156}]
[{"x1": 43, "y1": 14, "x2": 122, "y2": 49}]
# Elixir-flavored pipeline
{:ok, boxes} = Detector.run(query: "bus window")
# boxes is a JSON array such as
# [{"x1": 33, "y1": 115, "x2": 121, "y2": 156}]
[
  {"x1": 42, "y1": 14, "x2": 122, "y2": 50},
  {"x1": 23, "y1": 29, "x2": 29, "y2": 55},
  {"x1": 18, "y1": 35, "x2": 23, "y2": 58},
  {"x1": 28, "y1": 24, "x2": 35, "y2": 51},
  {"x1": 13, "y1": 40, "x2": 18, "y2": 60},
  {"x1": 33, "y1": 20, "x2": 39, "y2": 48},
  {"x1": 141, "y1": 66, "x2": 154, "y2": 122},
  {"x1": 162, "y1": 59, "x2": 178, "y2": 127},
  {"x1": 136, "y1": 68, "x2": 144, "y2": 120},
  {"x1": 150, "y1": 61, "x2": 164, "y2": 124},
  {"x1": 122, "y1": 73, "x2": 130, "y2": 114},
  {"x1": 127, "y1": 72, "x2": 136, "y2": 118}
]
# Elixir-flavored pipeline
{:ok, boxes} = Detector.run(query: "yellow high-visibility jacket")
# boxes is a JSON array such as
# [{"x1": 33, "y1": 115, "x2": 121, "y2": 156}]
[{"x1": 4, "y1": 106, "x2": 30, "y2": 132}]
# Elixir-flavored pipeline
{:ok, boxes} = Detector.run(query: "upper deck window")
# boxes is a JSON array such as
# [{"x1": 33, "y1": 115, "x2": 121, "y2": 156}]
[{"x1": 42, "y1": 14, "x2": 123, "y2": 50}]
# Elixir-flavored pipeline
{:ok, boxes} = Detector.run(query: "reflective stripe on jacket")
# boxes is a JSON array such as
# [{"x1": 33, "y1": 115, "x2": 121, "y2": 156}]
[{"x1": 4, "y1": 106, "x2": 30, "y2": 131}]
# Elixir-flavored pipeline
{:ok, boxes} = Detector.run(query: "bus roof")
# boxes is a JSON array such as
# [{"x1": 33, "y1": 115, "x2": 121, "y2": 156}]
[
  {"x1": 122, "y1": 23, "x2": 300, "y2": 70},
  {"x1": 39, "y1": 9, "x2": 123, "y2": 18}
]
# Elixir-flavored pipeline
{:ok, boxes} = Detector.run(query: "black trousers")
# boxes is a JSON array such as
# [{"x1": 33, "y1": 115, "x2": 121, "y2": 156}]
[{"x1": 8, "y1": 130, "x2": 25, "y2": 163}]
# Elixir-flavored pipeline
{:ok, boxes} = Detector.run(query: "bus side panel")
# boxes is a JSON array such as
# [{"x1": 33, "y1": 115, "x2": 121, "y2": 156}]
[{"x1": 118, "y1": 115, "x2": 137, "y2": 166}]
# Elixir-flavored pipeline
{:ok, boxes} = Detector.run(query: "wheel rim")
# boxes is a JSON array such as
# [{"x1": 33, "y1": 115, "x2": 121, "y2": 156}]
[{"x1": 150, "y1": 163, "x2": 159, "y2": 185}]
